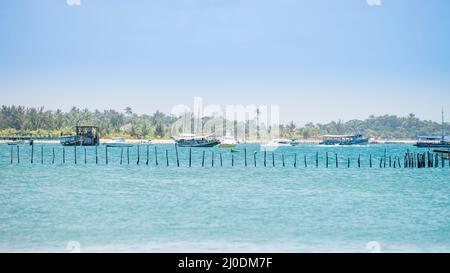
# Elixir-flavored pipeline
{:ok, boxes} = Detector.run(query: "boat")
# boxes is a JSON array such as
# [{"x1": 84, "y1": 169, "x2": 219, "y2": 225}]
[
  {"x1": 415, "y1": 136, "x2": 450, "y2": 148},
  {"x1": 319, "y1": 134, "x2": 369, "y2": 145},
  {"x1": 219, "y1": 135, "x2": 237, "y2": 148},
  {"x1": 139, "y1": 139, "x2": 153, "y2": 145},
  {"x1": 104, "y1": 137, "x2": 133, "y2": 148},
  {"x1": 172, "y1": 133, "x2": 220, "y2": 148},
  {"x1": 6, "y1": 140, "x2": 28, "y2": 145},
  {"x1": 61, "y1": 126, "x2": 100, "y2": 146},
  {"x1": 414, "y1": 109, "x2": 449, "y2": 148},
  {"x1": 261, "y1": 138, "x2": 298, "y2": 148}
]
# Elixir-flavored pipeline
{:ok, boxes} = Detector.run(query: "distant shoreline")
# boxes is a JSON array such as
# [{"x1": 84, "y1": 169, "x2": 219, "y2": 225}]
[{"x1": 0, "y1": 138, "x2": 418, "y2": 145}]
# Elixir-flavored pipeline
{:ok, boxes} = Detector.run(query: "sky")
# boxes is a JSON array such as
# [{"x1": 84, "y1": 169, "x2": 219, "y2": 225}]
[{"x1": 0, "y1": 0, "x2": 449, "y2": 125}]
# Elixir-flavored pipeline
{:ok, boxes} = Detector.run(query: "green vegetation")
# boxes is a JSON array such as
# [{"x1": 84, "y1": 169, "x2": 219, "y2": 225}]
[
  {"x1": 0, "y1": 105, "x2": 448, "y2": 139},
  {"x1": 0, "y1": 105, "x2": 175, "y2": 139},
  {"x1": 281, "y1": 114, "x2": 449, "y2": 139}
]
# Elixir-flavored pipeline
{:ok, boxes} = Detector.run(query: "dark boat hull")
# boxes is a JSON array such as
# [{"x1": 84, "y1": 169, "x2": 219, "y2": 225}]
[
  {"x1": 414, "y1": 142, "x2": 450, "y2": 148},
  {"x1": 62, "y1": 141, "x2": 98, "y2": 147},
  {"x1": 176, "y1": 140, "x2": 220, "y2": 148},
  {"x1": 320, "y1": 139, "x2": 369, "y2": 145}
]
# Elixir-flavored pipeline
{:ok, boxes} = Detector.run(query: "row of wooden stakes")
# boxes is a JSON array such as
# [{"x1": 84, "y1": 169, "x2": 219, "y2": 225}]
[{"x1": 7, "y1": 144, "x2": 450, "y2": 168}]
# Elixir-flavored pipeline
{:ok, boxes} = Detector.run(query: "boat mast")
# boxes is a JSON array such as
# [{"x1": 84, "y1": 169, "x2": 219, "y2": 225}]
[{"x1": 442, "y1": 107, "x2": 445, "y2": 141}]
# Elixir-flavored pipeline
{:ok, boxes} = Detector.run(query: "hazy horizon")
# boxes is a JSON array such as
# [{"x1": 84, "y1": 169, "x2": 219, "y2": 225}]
[{"x1": 1, "y1": 0, "x2": 449, "y2": 124}]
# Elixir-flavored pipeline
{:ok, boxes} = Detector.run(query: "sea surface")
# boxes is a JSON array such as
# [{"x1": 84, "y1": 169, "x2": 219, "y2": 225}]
[{"x1": 0, "y1": 143, "x2": 449, "y2": 253}]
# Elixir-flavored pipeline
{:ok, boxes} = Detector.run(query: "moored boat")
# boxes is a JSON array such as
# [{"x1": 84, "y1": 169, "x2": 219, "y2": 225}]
[
  {"x1": 219, "y1": 135, "x2": 237, "y2": 148},
  {"x1": 414, "y1": 109, "x2": 449, "y2": 148},
  {"x1": 261, "y1": 138, "x2": 298, "y2": 148},
  {"x1": 61, "y1": 126, "x2": 100, "y2": 146},
  {"x1": 414, "y1": 136, "x2": 450, "y2": 148},
  {"x1": 173, "y1": 133, "x2": 220, "y2": 148},
  {"x1": 104, "y1": 137, "x2": 133, "y2": 148},
  {"x1": 319, "y1": 134, "x2": 368, "y2": 145}
]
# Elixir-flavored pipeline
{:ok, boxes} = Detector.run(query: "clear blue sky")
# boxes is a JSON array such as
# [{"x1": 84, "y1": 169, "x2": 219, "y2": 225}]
[{"x1": 1, "y1": 0, "x2": 449, "y2": 124}]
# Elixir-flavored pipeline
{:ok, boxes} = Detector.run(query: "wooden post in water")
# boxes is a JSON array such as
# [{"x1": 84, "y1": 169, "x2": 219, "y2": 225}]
[
  {"x1": 212, "y1": 151, "x2": 214, "y2": 167},
  {"x1": 166, "y1": 150, "x2": 169, "y2": 166},
  {"x1": 175, "y1": 144, "x2": 180, "y2": 167},
  {"x1": 244, "y1": 148, "x2": 247, "y2": 167},
  {"x1": 220, "y1": 152, "x2": 223, "y2": 167},
  {"x1": 264, "y1": 150, "x2": 267, "y2": 167},
  {"x1": 154, "y1": 146, "x2": 158, "y2": 166},
  {"x1": 189, "y1": 148, "x2": 192, "y2": 167},
  {"x1": 84, "y1": 148, "x2": 87, "y2": 164},
  {"x1": 120, "y1": 148, "x2": 123, "y2": 165},
  {"x1": 105, "y1": 146, "x2": 108, "y2": 165},
  {"x1": 282, "y1": 154, "x2": 285, "y2": 167},
  {"x1": 316, "y1": 152, "x2": 319, "y2": 168},
  {"x1": 358, "y1": 154, "x2": 361, "y2": 168},
  {"x1": 74, "y1": 146, "x2": 77, "y2": 164},
  {"x1": 202, "y1": 151, "x2": 205, "y2": 167},
  {"x1": 95, "y1": 146, "x2": 98, "y2": 164},
  {"x1": 41, "y1": 145, "x2": 44, "y2": 164},
  {"x1": 146, "y1": 145, "x2": 149, "y2": 165},
  {"x1": 272, "y1": 152, "x2": 275, "y2": 167},
  {"x1": 335, "y1": 153, "x2": 338, "y2": 168},
  {"x1": 17, "y1": 145, "x2": 20, "y2": 164},
  {"x1": 347, "y1": 158, "x2": 350, "y2": 168},
  {"x1": 31, "y1": 143, "x2": 34, "y2": 164},
  {"x1": 232, "y1": 154, "x2": 234, "y2": 167},
  {"x1": 369, "y1": 154, "x2": 372, "y2": 168},
  {"x1": 304, "y1": 154, "x2": 307, "y2": 168},
  {"x1": 389, "y1": 156, "x2": 392, "y2": 168},
  {"x1": 10, "y1": 145, "x2": 13, "y2": 164},
  {"x1": 62, "y1": 147, "x2": 65, "y2": 164},
  {"x1": 254, "y1": 152, "x2": 257, "y2": 167},
  {"x1": 384, "y1": 149, "x2": 387, "y2": 168},
  {"x1": 127, "y1": 147, "x2": 130, "y2": 165},
  {"x1": 52, "y1": 147, "x2": 55, "y2": 164},
  {"x1": 326, "y1": 152, "x2": 328, "y2": 168},
  {"x1": 442, "y1": 153, "x2": 445, "y2": 168},
  {"x1": 137, "y1": 145, "x2": 140, "y2": 165},
  {"x1": 294, "y1": 154, "x2": 297, "y2": 168}
]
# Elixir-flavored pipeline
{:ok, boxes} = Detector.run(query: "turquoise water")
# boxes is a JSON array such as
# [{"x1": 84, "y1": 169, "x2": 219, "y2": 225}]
[{"x1": 0, "y1": 144, "x2": 449, "y2": 253}]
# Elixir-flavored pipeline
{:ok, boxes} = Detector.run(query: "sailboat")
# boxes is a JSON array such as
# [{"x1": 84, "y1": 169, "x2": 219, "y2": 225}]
[{"x1": 415, "y1": 109, "x2": 450, "y2": 148}]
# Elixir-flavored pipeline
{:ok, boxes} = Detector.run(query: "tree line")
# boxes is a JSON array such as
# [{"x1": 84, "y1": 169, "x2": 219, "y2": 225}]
[{"x1": 0, "y1": 105, "x2": 448, "y2": 139}]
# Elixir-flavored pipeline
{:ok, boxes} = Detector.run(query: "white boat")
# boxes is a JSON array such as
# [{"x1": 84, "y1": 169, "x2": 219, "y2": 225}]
[
  {"x1": 219, "y1": 135, "x2": 237, "y2": 148},
  {"x1": 261, "y1": 139, "x2": 298, "y2": 148},
  {"x1": 104, "y1": 137, "x2": 133, "y2": 147},
  {"x1": 139, "y1": 139, "x2": 153, "y2": 145}
]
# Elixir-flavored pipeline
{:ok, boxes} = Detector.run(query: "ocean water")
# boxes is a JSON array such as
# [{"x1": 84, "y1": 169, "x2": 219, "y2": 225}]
[{"x1": 0, "y1": 143, "x2": 449, "y2": 253}]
